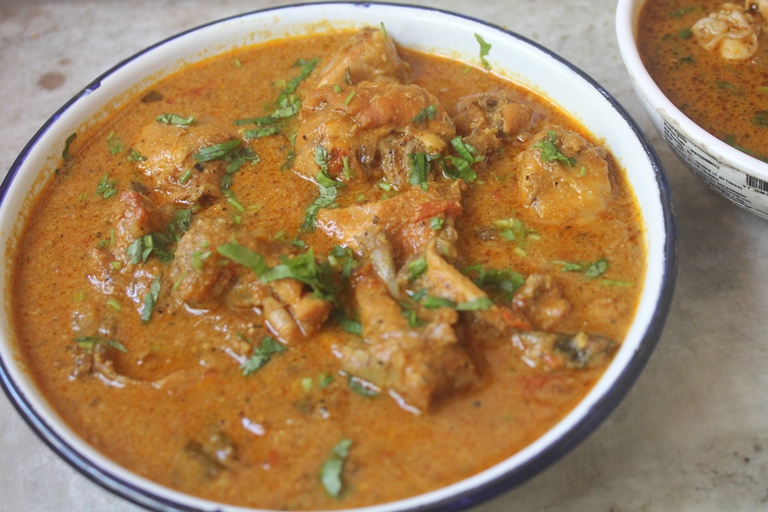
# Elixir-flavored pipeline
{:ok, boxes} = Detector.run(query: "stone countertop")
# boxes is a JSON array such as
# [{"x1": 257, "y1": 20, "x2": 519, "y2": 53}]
[{"x1": 2, "y1": 1, "x2": 767, "y2": 511}]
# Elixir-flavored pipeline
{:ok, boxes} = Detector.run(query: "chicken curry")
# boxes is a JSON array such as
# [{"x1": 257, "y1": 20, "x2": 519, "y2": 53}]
[
  {"x1": 638, "y1": 0, "x2": 768, "y2": 162},
  {"x1": 9, "y1": 27, "x2": 645, "y2": 509}
]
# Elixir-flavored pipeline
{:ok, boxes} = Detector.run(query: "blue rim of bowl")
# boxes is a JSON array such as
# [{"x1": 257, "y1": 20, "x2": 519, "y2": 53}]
[{"x1": 0, "y1": 2, "x2": 677, "y2": 511}]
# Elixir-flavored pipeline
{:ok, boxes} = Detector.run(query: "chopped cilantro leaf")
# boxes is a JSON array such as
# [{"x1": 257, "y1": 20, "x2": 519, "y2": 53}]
[
  {"x1": 406, "y1": 257, "x2": 428, "y2": 281},
  {"x1": 193, "y1": 139, "x2": 242, "y2": 163},
  {"x1": 240, "y1": 336, "x2": 286, "y2": 376},
  {"x1": 74, "y1": 336, "x2": 127, "y2": 353},
  {"x1": 216, "y1": 241, "x2": 267, "y2": 276},
  {"x1": 127, "y1": 149, "x2": 146, "y2": 162},
  {"x1": 412, "y1": 104, "x2": 437, "y2": 123},
  {"x1": 475, "y1": 33, "x2": 492, "y2": 70},
  {"x1": 243, "y1": 126, "x2": 281, "y2": 139},
  {"x1": 464, "y1": 264, "x2": 525, "y2": 301},
  {"x1": 533, "y1": 130, "x2": 576, "y2": 166},
  {"x1": 141, "y1": 275, "x2": 162, "y2": 323},
  {"x1": 96, "y1": 172, "x2": 117, "y2": 199},
  {"x1": 260, "y1": 248, "x2": 336, "y2": 303},
  {"x1": 444, "y1": 137, "x2": 483, "y2": 182},
  {"x1": 348, "y1": 377, "x2": 379, "y2": 397},
  {"x1": 320, "y1": 438, "x2": 352, "y2": 498},
  {"x1": 156, "y1": 113, "x2": 195, "y2": 126}
]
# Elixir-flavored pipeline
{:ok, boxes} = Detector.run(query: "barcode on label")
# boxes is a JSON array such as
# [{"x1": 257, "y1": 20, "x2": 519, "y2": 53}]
[{"x1": 746, "y1": 174, "x2": 768, "y2": 192}]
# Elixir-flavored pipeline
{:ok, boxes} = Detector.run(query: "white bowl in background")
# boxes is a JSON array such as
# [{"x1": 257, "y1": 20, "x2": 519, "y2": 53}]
[
  {"x1": 0, "y1": 3, "x2": 676, "y2": 511},
  {"x1": 616, "y1": 0, "x2": 768, "y2": 220}
]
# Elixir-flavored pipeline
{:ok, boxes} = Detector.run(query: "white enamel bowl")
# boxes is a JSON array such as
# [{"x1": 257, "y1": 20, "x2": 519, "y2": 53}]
[
  {"x1": 0, "y1": 3, "x2": 676, "y2": 511},
  {"x1": 616, "y1": 0, "x2": 768, "y2": 220}
]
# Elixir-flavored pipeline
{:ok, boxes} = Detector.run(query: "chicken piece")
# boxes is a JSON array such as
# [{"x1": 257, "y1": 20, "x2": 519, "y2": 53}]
[
  {"x1": 171, "y1": 218, "x2": 332, "y2": 342},
  {"x1": 692, "y1": 3, "x2": 761, "y2": 60},
  {"x1": 133, "y1": 118, "x2": 240, "y2": 204},
  {"x1": 170, "y1": 217, "x2": 239, "y2": 308},
  {"x1": 268, "y1": 278, "x2": 334, "y2": 337},
  {"x1": 335, "y1": 264, "x2": 477, "y2": 412},
  {"x1": 512, "y1": 274, "x2": 571, "y2": 331},
  {"x1": 315, "y1": 27, "x2": 412, "y2": 87},
  {"x1": 512, "y1": 331, "x2": 616, "y2": 371},
  {"x1": 317, "y1": 180, "x2": 463, "y2": 264},
  {"x1": 515, "y1": 126, "x2": 613, "y2": 225},
  {"x1": 452, "y1": 92, "x2": 534, "y2": 155},
  {"x1": 294, "y1": 81, "x2": 456, "y2": 188},
  {"x1": 421, "y1": 240, "x2": 531, "y2": 332},
  {"x1": 112, "y1": 190, "x2": 170, "y2": 262}
]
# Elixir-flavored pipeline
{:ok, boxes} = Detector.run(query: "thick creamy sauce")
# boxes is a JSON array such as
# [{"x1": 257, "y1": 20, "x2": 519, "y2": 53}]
[{"x1": 10, "y1": 30, "x2": 644, "y2": 509}]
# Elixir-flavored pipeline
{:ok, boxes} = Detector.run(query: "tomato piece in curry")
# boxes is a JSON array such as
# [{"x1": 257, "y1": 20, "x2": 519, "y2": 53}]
[{"x1": 9, "y1": 28, "x2": 645, "y2": 509}]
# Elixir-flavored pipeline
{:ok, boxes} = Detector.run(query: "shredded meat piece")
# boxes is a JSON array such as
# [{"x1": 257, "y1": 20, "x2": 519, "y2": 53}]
[
  {"x1": 515, "y1": 125, "x2": 613, "y2": 225},
  {"x1": 512, "y1": 274, "x2": 571, "y2": 331},
  {"x1": 294, "y1": 81, "x2": 456, "y2": 187},
  {"x1": 512, "y1": 331, "x2": 616, "y2": 371},
  {"x1": 453, "y1": 92, "x2": 534, "y2": 155},
  {"x1": 315, "y1": 26, "x2": 412, "y2": 87},
  {"x1": 335, "y1": 263, "x2": 477, "y2": 412},
  {"x1": 133, "y1": 118, "x2": 239, "y2": 204}
]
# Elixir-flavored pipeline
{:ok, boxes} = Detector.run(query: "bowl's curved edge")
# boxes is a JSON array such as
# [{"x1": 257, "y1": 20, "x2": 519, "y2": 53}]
[{"x1": 0, "y1": 2, "x2": 678, "y2": 512}]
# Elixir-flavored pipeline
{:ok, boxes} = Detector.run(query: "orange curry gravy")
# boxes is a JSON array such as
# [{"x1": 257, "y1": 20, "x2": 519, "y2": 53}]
[
  {"x1": 637, "y1": 0, "x2": 768, "y2": 161},
  {"x1": 10, "y1": 29, "x2": 644, "y2": 509}
]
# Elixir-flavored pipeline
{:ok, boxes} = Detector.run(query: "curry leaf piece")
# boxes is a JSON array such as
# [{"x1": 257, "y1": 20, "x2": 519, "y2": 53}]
[
  {"x1": 411, "y1": 104, "x2": 437, "y2": 123},
  {"x1": 193, "y1": 139, "x2": 242, "y2": 163},
  {"x1": 533, "y1": 130, "x2": 575, "y2": 166},
  {"x1": 96, "y1": 172, "x2": 117, "y2": 199},
  {"x1": 260, "y1": 248, "x2": 336, "y2": 303},
  {"x1": 320, "y1": 438, "x2": 352, "y2": 498},
  {"x1": 156, "y1": 113, "x2": 195, "y2": 126},
  {"x1": 74, "y1": 336, "x2": 127, "y2": 353},
  {"x1": 216, "y1": 241, "x2": 268, "y2": 276},
  {"x1": 240, "y1": 336, "x2": 286, "y2": 376},
  {"x1": 141, "y1": 275, "x2": 162, "y2": 323},
  {"x1": 475, "y1": 33, "x2": 492, "y2": 70}
]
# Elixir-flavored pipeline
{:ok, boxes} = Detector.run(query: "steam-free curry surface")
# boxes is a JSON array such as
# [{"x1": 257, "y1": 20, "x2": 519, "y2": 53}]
[{"x1": 10, "y1": 29, "x2": 644, "y2": 509}]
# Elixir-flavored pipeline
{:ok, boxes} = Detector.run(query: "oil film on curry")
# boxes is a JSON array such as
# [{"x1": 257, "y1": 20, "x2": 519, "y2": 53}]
[{"x1": 8, "y1": 25, "x2": 647, "y2": 509}]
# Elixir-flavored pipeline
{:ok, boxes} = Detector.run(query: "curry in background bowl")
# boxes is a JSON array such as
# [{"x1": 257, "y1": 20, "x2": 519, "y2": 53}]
[
  {"x1": 617, "y1": 0, "x2": 768, "y2": 219},
  {"x1": 0, "y1": 3, "x2": 675, "y2": 511}
]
